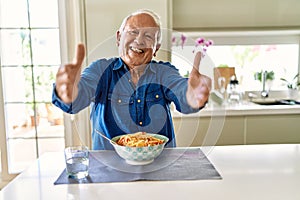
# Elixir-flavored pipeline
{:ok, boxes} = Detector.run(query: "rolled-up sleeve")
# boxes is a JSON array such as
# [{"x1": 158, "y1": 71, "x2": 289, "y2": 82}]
[
  {"x1": 157, "y1": 62, "x2": 201, "y2": 114},
  {"x1": 52, "y1": 83, "x2": 74, "y2": 113},
  {"x1": 52, "y1": 82, "x2": 90, "y2": 114},
  {"x1": 52, "y1": 59, "x2": 109, "y2": 114}
]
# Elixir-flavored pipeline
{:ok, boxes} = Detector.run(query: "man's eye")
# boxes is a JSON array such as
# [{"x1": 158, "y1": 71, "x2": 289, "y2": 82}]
[
  {"x1": 129, "y1": 30, "x2": 138, "y2": 35},
  {"x1": 145, "y1": 34, "x2": 154, "y2": 40}
]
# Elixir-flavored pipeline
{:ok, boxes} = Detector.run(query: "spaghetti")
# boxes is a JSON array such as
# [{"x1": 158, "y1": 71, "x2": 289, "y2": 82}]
[{"x1": 116, "y1": 132, "x2": 165, "y2": 147}]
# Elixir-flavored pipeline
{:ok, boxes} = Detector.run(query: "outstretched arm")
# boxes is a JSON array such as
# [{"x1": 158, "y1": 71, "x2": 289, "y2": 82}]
[
  {"x1": 55, "y1": 43, "x2": 85, "y2": 104},
  {"x1": 186, "y1": 51, "x2": 212, "y2": 109}
]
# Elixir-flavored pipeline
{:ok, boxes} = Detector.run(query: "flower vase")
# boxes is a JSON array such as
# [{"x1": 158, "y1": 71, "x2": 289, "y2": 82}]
[{"x1": 288, "y1": 88, "x2": 299, "y2": 99}]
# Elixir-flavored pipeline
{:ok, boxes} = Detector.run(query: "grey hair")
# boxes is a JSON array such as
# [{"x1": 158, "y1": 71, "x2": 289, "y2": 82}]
[{"x1": 118, "y1": 9, "x2": 162, "y2": 44}]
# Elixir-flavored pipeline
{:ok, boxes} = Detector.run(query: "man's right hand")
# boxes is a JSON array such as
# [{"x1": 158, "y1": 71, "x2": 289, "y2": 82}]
[{"x1": 55, "y1": 43, "x2": 85, "y2": 104}]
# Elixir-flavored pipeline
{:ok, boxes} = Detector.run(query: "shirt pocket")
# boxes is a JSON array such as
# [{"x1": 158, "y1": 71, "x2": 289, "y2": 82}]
[
  {"x1": 107, "y1": 92, "x2": 135, "y2": 126},
  {"x1": 107, "y1": 92, "x2": 134, "y2": 106},
  {"x1": 145, "y1": 88, "x2": 166, "y2": 107}
]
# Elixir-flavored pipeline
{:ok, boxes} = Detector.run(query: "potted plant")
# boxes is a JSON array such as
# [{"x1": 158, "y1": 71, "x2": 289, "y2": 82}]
[
  {"x1": 280, "y1": 73, "x2": 300, "y2": 90},
  {"x1": 280, "y1": 73, "x2": 300, "y2": 99}
]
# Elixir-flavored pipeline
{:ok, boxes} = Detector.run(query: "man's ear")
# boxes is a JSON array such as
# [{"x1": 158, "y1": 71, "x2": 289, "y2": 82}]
[
  {"x1": 116, "y1": 31, "x2": 121, "y2": 46},
  {"x1": 153, "y1": 44, "x2": 161, "y2": 57}
]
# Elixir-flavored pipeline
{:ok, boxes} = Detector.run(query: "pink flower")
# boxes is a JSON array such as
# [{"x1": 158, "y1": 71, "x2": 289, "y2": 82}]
[
  {"x1": 194, "y1": 38, "x2": 213, "y2": 57},
  {"x1": 195, "y1": 37, "x2": 205, "y2": 47},
  {"x1": 172, "y1": 36, "x2": 176, "y2": 43},
  {"x1": 205, "y1": 39, "x2": 213, "y2": 47},
  {"x1": 194, "y1": 38, "x2": 213, "y2": 49},
  {"x1": 172, "y1": 34, "x2": 213, "y2": 57},
  {"x1": 180, "y1": 34, "x2": 187, "y2": 49}
]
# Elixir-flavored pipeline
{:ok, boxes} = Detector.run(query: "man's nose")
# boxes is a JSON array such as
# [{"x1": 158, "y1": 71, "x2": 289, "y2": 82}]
[{"x1": 134, "y1": 33, "x2": 145, "y2": 45}]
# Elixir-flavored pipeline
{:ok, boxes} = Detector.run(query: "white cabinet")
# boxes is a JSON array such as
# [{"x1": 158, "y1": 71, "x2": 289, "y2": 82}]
[
  {"x1": 173, "y1": 113, "x2": 300, "y2": 146},
  {"x1": 246, "y1": 115, "x2": 300, "y2": 144},
  {"x1": 173, "y1": 0, "x2": 300, "y2": 30},
  {"x1": 174, "y1": 116, "x2": 245, "y2": 146}
]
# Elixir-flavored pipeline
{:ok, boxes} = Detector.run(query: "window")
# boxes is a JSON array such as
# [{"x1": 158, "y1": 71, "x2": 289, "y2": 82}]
[
  {"x1": 172, "y1": 30, "x2": 300, "y2": 92},
  {"x1": 0, "y1": 0, "x2": 65, "y2": 175}
]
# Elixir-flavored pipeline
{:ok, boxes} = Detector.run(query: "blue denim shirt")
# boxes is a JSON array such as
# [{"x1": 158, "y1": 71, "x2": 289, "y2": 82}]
[{"x1": 52, "y1": 57, "x2": 200, "y2": 150}]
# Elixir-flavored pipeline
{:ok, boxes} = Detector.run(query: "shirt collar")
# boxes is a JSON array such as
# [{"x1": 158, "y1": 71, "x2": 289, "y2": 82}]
[
  {"x1": 148, "y1": 61, "x2": 157, "y2": 74},
  {"x1": 112, "y1": 57, "x2": 124, "y2": 70}
]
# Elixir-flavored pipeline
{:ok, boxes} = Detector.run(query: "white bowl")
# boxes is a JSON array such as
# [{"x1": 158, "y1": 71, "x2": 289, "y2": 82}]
[{"x1": 111, "y1": 133, "x2": 169, "y2": 165}]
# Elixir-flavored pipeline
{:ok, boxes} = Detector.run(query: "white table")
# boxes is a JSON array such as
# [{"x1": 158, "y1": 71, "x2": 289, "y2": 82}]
[{"x1": 1, "y1": 144, "x2": 300, "y2": 200}]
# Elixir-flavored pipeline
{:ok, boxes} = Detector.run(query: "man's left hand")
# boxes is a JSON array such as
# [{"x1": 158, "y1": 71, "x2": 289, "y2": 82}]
[{"x1": 186, "y1": 51, "x2": 212, "y2": 109}]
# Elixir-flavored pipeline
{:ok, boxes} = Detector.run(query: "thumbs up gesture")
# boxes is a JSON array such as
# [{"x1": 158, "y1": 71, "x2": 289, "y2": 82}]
[
  {"x1": 55, "y1": 43, "x2": 85, "y2": 103},
  {"x1": 186, "y1": 51, "x2": 212, "y2": 108}
]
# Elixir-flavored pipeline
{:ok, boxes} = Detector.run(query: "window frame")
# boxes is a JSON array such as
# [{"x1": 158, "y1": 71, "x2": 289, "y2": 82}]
[{"x1": 0, "y1": 0, "x2": 65, "y2": 185}]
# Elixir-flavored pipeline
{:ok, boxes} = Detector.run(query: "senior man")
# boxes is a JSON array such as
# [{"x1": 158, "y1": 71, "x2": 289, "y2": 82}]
[{"x1": 52, "y1": 9, "x2": 211, "y2": 150}]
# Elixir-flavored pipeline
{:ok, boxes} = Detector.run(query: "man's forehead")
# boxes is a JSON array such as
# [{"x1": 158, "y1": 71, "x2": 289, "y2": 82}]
[
  {"x1": 125, "y1": 13, "x2": 159, "y2": 28},
  {"x1": 125, "y1": 26, "x2": 159, "y2": 32}
]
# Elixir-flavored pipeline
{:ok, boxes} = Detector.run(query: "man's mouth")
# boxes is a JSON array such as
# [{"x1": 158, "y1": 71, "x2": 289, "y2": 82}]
[{"x1": 130, "y1": 46, "x2": 144, "y2": 53}]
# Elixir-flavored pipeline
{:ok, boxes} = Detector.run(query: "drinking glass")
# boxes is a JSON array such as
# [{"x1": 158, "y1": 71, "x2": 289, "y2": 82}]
[{"x1": 64, "y1": 146, "x2": 89, "y2": 179}]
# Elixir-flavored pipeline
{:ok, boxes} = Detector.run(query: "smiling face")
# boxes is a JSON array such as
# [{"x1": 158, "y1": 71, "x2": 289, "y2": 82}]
[{"x1": 116, "y1": 13, "x2": 161, "y2": 69}]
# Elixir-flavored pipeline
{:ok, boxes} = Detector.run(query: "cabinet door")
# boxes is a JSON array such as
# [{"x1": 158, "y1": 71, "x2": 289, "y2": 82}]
[
  {"x1": 173, "y1": 116, "x2": 245, "y2": 147},
  {"x1": 173, "y1": 0, "x2": 300, "y2": 29},
  {"x1": 246, "y1": 115, "x2": 300, "y2": 144}
]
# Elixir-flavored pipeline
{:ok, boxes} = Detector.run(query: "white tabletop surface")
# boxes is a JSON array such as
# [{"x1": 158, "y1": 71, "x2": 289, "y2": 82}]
[{"x1": 1, "y1": 144, "x2": 300, "y2": 200}]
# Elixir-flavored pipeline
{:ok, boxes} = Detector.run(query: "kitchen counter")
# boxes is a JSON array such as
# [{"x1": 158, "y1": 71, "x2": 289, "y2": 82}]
[
  {"x1": 172, "y1": 101, "x2": 300, "y2": 146},
  {"x1": 1, "y1": 144, "x2": 300, "y2": 200},
  {"x1": 172, "y1": 101, "x2": 300, "y2": 117}
]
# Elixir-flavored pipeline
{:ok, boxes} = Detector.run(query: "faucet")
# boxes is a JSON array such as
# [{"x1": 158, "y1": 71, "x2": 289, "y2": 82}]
[{"x1": 261, "y1": 70, "x2": 269, "y2": 98}]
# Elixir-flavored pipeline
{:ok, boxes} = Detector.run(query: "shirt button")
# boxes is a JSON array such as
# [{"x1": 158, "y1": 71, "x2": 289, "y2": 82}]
[
  {"x1": 137, "y1": 99, "x2": 141, "y2": 103},
  {"x1": 155, "y1": 94, "x2": 159, "y2": 99},
  {"x1": 139, "y1": 121, "x2": 143, "y2": 125},
  {"x1": 118, "y1": 99, "x2": 122, "y2": 103}
]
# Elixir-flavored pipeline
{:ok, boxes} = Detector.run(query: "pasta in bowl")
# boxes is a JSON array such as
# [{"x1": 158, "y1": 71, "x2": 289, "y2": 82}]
[{"x1": 111, "y1": 132, "x2": 169, "y2": 165}]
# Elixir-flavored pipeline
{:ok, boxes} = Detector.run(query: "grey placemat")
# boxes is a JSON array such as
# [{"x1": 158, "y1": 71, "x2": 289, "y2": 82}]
[{"x1": 54, "y1": 148, "x2": 221, "y2": 184}]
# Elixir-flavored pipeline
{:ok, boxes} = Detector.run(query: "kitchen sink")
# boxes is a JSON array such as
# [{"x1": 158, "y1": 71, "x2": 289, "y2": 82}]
[{"x1": 250, "y1": 98, "x2": 300, "y2": 105}]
